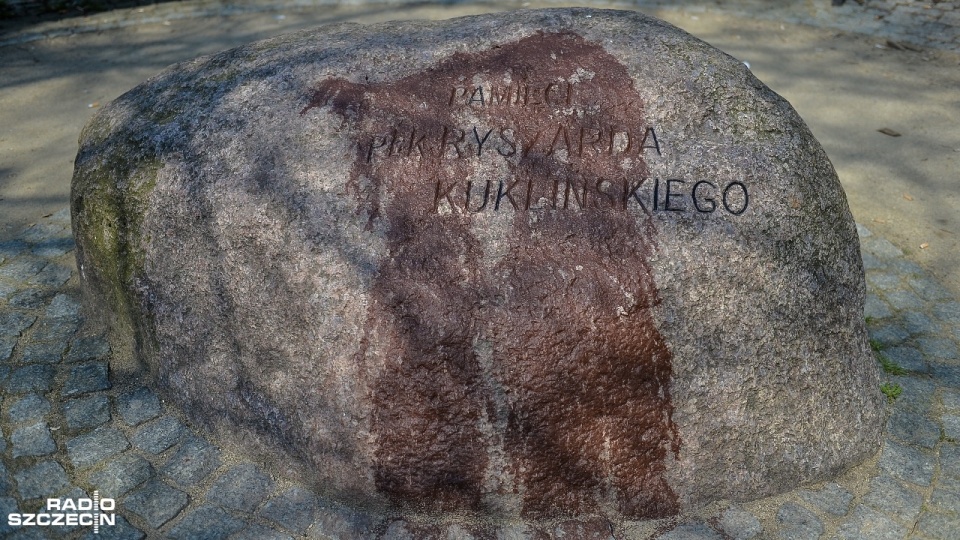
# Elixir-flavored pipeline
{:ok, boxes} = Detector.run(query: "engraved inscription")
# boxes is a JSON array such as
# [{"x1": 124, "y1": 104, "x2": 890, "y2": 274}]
[
  {"x1": 301, "y1": 31, "x2": 682, "y2": 520},
  {"x1": 304, "y1": 64, "x2": 749, "y2": 218}
]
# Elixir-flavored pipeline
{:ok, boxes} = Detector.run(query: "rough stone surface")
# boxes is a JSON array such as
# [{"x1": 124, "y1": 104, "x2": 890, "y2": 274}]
[
  {"x1": 62, "y1": 361, "x2": 111, "y2": 396},
  {"x1": 796, "y1": 483, "x2": 852, "y2": 517},
  {"x1": 719, "y1": 506, "x2": 761, "y2": 539},
  {"x1": 117, "y1": 387, "x2": 162, "y2": 426},
  {"x1": 207, "y1": 463, "x2": 275, "y2": 512},
  {"x1": 835, "y1": 504, "x2": 907, "y2": 540},
  {"x1": 123, "y1": 480, "x2": 190, "y2": 529},
  {"x1": 878, "y1": 439, "x2": 935, "y2": 487},
  {"x1": 14, "y1": 461, "x2": 69, "y2": 500},
  {"x1": 161, "y1": 437, "x2": 221, "y2": 487},
  {"x1": 167, "y1": 505, "x2": 245, "y2": 539},
  {"x1": 71, "y1": 8, "x2": 883, "y2": 522},
  {"x1": 8, "y1": 394, "x2": 52, "y2": 423},
  {"x1": 63, "y1": 394, "x2": 112, "y2": 430},
  {"x1": 89, "y1": 453, "x2": 154, "y2": 498},
  {"x1": 861, "y1": 474, "x2": 923, "y2": 523},
  {"x1": 67, "y1": 426, "x2": 130, "y2": 469},
  {"x1": 775, "y1": 502, "x2": 823, "y2": 540},
  {"x1": 259, "y1": 487, "x2": 319, "y2": 535},
  {"x1": 131, "y1": 415, "x2": 185, "y2": 454},
  {"x1": 10, "y1": 421, "x2": 56, "y2": 458}
]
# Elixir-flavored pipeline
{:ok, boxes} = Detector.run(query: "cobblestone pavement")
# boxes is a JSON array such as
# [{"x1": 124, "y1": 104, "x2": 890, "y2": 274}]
[
  {"x1": 1, "y1": 211, "x2": 959, "y2": 539},
  {"x1": 1, "y1": 0, "x2": 958, "y2": 52}
]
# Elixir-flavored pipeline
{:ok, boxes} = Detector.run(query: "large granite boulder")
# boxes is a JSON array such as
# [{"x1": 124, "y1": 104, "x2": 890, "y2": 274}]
[{"x1": 72, "y1": 8, "x2": 883, "y2": 526}]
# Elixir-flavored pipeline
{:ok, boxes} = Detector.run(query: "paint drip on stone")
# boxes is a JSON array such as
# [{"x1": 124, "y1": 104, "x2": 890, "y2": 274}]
[{"x1": 302, "y1": 31, "x2": 680, "y2": 519}]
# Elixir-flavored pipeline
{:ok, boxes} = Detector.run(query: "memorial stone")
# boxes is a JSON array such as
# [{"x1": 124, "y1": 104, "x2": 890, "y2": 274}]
[{"x1": 71, "y1": 8, "x2": 884, "y2": 529}]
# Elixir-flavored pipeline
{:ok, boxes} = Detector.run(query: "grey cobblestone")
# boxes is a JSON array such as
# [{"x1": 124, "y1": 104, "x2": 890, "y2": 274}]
[
  {"x1": 864, "y1": 293, "x2": 893, "y2": 319},
  {"x1": 117, "y1": 387, "x2": 161, "y2": 426},
  {"x1": 860, "y1": 251, "x2": 884, "y2": 271},
  {"x1": 656, "y1": 522, "x2": 722, "y2": 539},
  {"x1": 718, "y1": 506, "x2": 761, "y2": 539},
  {"x1": 207, "y1": 463, "x2": 275, "y2": 513},
  {"x1": 309, "y1": 502, "x2": 377, "y2": 540},
  {"x1": 56, "y1": 486, "x2": 92, "y2": 535},
  {"x1": 0, "y1": 496, "x2": 18, "y2": 536},
  {"x1": 0, "y1": 311, "x2": 35, "y2": 337},
  {"x1": 230, "y1": 524, "x2": 294, "y2": 540},
  {"x1": 934, "y1": 301, "x2": 960, "y2": 327},
  {"x1": 884, "y1": 289, "x2": 925, "y2": 310},
  {"x1": 18, "y1": 222, "x2": 65, "y2": 245},
  {"x1": 860, "y1": 474, "x2": 923, "y2": 523},
  {"x1": 13, "y1": 461, "x2": 69, "y2": 500},
  {"x1": 903, "y1": 311, "x2": 937, "y2": 335},
  {"x1": 123, "y1": 480, "x2": 189, "y2": 529},
  {"x1": 6, "y1": 527, "x2": 49, "y2": 539},
  {"x1": 5, "y1": 364, "x2": 55, "y2": 393},
  {"x1": 866, "y1": 272, "x2": 901, "y2": 291},
  {"x1": 67, "y1": 426, "x2": 130, "y2": 469},
  {"x1": 168, "y1": 505, "x2": 245, "y2": 540},
  {"x1": 21, "y1": 340, "x2": 66, "y2": 364},
  {"x1": 888, "y1": 258, "x2": 924, "y2": 277},
  {"x1": 888, "y1": 408, "x2": 940, "y2": 448},
  {"x1": 919, "y1": 336, "x2": 960, "y2": 360},
  {"x1": 0, "y1": 239, "x2": 27, "y2": 259},
  {"x1": 27, "y1": 262, "x2": 71, "y2": 287},
  {"x1": 943, "y1": 388, "x2": 960, "y2": 411},
  {"x1": 883, "y1": 346, "x2": 927, "y2": 373},
  {"x1": 908, "y1": 276, "x2": 953, "y2": 302},
  {"x1": 80, "y1": 515, "x2": 145, "y2": 540},
  {"x1": 0, "y1": 257, "x2": 46, "y2": 281},
  {"x1": 31, "y1": 237, "x2": 75, "y2": 258},
  {"x1": 8, "y1": 393, "x2": 51, "y2": 423},
  {"x1": 862, "y1": 237, "x2": 904, "y2": 258},
  {"x1": 942, "y1": 415, "x2": 960, "y2": 441},
  {"x1": 867, "y1": 323, "x2": 910, "y2": 347},
  {"x1": 0, "y1": 335, "x2": 15, "y2": 361},
  {"x1": 0, "y1": 461, "x2": 13, "y2": 496},
  {"x1": 9, "y1": 288, "x2": 55, "y2": 310},
  {"x1": 132, "y1": 415, "x2": 185, "y2": 454},
  {"x1": 30, "y1": 316, "x2": 79, "y2": 343},
  {"x1": 930, "y1": 479, "x2": 960, "y2": 510},
  {"x1": 916, "y1": 511, "x2": 960, "y2": 540},
  {"x1": 162, "y1": 437, "x2": 222, "y2": 487},
  {"x1": 11, "y1": 421, "x2": 56, "y2": 458},
  {"x1": 260, "y1": 487, "x2": 320, "y2": 534},
  {"x1": 89, "y1": 453, "x2": 153, "y2": 498},
  {"x1": 797, "y1": 482, "x2": 852, "y2": 516},
  {"x1": 63, "y1": 395, "x2": 111, "y2": 431},
  {"x1": 834, "y1": 504, "x2": 907, "y2": 540},
  {"x1": 65, "y1": 335, "x2": 111, "y2": 363},
  {"x1": 62, "y1": 362, "x2": 111, "y2": 396},
  {"x1": 878, "y1": 439, "x2": 936, "y2": 486},
  {"x1": 774, "y1": 502, "x2": 822, "y2": 540},
  {"x1": 890, "y1": 376, "x2": 937, "y2": 414},
  {"x1": 931, "y1": 363, "x2": 960, "y2": 388},
  {"x1": 0, "y1": 281, "x2": 15, "y2": 300},
  {"x1": 45, "y1": 294, "x2": 81, "y2": 319}
]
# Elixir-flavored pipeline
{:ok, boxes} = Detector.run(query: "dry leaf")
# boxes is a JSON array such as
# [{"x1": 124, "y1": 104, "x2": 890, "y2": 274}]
[
  {"x1": 920, "y1": 243, "x2": 929, "y2": 249},
  {"x1": 873, "y1": 218, "x2": 887, "y2": 224},
  {"x1": 903, "y1": 193, "x2": 914, "y2": 201},
  {"x1": 878, "y1": 128, "x2": 901, "y2": 137}
]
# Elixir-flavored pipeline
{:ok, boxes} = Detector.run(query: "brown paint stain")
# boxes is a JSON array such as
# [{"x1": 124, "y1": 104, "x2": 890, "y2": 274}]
[{"x1": 302, "y1": 31, "x2": 680, "y2": 519}]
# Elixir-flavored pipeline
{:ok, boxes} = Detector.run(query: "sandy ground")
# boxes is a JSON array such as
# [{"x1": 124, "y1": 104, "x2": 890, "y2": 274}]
[{"x1": 1, "y1": 1, "x2": 958, "y2": 296}]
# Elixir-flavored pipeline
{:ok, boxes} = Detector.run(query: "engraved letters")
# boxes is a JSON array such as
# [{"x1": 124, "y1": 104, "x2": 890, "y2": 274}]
[{"x1": 306, "y1": 74, "x2": 750, "y2": 217}]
